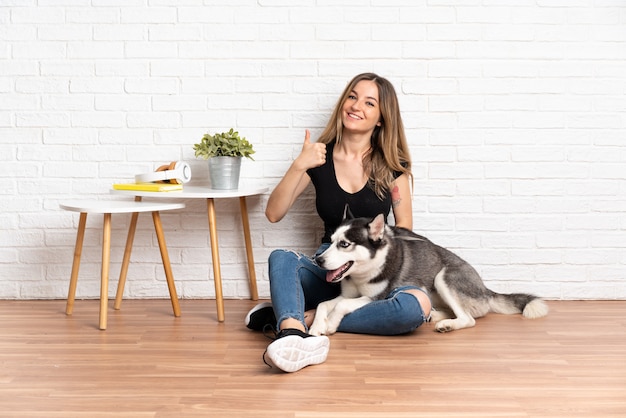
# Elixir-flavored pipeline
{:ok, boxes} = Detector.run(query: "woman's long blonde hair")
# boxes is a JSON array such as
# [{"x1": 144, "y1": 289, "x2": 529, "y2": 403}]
[{"x1": 317, "y1": 73, "x2": 412, "y2": 199}]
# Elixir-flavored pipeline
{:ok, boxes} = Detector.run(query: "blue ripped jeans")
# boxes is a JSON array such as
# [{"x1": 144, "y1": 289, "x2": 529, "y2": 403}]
[{"x1": 268, "y1": 244, "x2": 430, "y2": 336}]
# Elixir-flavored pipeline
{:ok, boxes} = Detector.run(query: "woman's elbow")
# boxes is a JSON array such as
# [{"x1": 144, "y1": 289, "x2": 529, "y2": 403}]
[{"x1": 265, "y1": 208, "x2": 282, "y2": 223}]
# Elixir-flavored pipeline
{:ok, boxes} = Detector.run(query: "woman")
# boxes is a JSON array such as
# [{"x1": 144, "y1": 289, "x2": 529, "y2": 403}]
[{"x1": 247, "y1": 73, "x2": 432, "y2": 373}]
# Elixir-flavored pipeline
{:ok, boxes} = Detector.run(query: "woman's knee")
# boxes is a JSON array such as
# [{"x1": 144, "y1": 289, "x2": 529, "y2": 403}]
[
  {"x1": 268, "y1": 249, "x2": 300, "y2": 274},
  {"x1": 269, "y1": 248, "x2": 301, "y2": 264},
  {"x1": 269, "y1": 248, "x2": 287, "y2": 263},
  {"x1": 401, "y1": 288, "x2": 432, "y2": 318},
  {"x1": 392, "y1": 292, "x2": 430, "y2": 333}
]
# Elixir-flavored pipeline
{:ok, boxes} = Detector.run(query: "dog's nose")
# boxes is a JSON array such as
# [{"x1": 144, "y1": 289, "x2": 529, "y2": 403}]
[{"x1": 314, "y1": 255, "x2": 324, "y2": 267}]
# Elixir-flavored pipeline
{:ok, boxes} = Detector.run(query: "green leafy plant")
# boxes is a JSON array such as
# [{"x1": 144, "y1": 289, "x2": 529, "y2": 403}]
[{"x1": 193, "y1": 128, "x2": 255, "y2": 160}]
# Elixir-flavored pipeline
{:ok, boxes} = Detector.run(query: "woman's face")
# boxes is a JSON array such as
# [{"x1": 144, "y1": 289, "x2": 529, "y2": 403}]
[{"x1": 341, "y1": 79, "x2": 382, "y2": 137}]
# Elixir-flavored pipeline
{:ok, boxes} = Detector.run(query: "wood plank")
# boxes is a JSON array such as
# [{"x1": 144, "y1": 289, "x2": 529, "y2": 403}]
[{"x1": 0, "y1": 300, "x2": 624, "y2": 417}]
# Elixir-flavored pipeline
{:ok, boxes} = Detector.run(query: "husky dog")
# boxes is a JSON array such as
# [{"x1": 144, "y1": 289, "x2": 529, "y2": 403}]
[{"x1": 309, "y1": 212, "x2": 548, "y2": 336}]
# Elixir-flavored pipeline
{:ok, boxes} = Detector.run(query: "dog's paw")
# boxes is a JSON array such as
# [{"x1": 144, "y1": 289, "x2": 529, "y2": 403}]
[
  {"x1": 324, "y1": 324, "x2": 338, "y2": 335},
  {"x1": 434, "y1": 319, "x2": 456, "y2": 333},
  {"x1": 325, "y1": 314, "x2": 343, "y2": 335},
  {"x1": 435, "y1": 317, "x2": 475, "y2": 333},
  {"x1": 308, "y1": 320, "x2": 327, "y2": 336},
  {"x1": 308, "y1": 326, "x2": 324, "y2": 336}
]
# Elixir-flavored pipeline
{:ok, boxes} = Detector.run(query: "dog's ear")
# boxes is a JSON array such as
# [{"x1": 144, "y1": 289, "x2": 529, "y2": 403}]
[
  {"x1": 342, "y1": 204, "x2": 354, "y2": 221},
  {"x1": 367, "y1": 214, "x2": 386, "y2": 242}
]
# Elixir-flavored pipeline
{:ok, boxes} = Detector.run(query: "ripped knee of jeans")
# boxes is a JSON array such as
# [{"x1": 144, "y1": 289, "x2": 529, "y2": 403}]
[{"x1": 399, "y1": 288, "x2": 432, "y2": 322}]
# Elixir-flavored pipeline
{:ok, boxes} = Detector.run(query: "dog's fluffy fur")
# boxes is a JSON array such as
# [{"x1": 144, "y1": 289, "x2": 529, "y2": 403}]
[{"x1": 309, "y1": 212, "x2": 548, "y2": 335}]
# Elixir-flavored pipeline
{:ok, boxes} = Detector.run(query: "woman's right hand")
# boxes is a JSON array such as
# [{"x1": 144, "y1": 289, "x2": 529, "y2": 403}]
[
  {"x1": 293, "y1": 130, "x2": 326, "y2": 171},
  {"x1": 265, "y1": 130, "x2": 325, "y2": 223}
]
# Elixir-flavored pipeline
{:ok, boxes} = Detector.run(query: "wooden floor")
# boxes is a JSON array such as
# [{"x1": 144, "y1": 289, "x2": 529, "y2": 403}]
[{"x1": 0, "y1": 300, "x2": 625, "y2": 417}]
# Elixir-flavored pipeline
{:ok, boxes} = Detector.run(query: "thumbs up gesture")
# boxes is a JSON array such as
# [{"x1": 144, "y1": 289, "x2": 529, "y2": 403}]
[{"x1": 295, "y1": 130, "x2": 327, "y2": 170}]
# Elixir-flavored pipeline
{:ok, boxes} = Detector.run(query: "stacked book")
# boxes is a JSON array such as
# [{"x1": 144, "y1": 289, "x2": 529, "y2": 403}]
[{"x1": 112, "y1": 182, "x2": 183, "y2": 192}]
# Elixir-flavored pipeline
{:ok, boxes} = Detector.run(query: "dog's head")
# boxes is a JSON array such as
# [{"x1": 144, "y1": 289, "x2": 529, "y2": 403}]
[{"x1": 315, "y1": 209, "x2": 389, "y2": 284}]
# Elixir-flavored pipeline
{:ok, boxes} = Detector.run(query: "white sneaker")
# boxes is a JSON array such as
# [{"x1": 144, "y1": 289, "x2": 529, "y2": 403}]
[{"x1": 264, "y1": 328, "x2": 330, "y2": 373}]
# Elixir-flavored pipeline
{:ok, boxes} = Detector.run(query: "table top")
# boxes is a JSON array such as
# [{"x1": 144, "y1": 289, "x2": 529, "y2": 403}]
[
  {"x1": 111, "y1": 185, "x2": 268, "y2": 199},
  {"x1": 60, "y1": 200, "x2": 186, "y2": 214}
]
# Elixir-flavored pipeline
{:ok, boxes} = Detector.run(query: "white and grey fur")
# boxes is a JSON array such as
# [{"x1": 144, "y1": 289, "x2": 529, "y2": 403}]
[{"x1": 309, "y1": 210, "x2": 548, "y2": 336}]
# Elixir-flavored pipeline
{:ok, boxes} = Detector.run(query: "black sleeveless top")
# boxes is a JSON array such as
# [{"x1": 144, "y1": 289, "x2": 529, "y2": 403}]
[{"x1": 307, "y1": 142, "x2": 400, "y2": 243}]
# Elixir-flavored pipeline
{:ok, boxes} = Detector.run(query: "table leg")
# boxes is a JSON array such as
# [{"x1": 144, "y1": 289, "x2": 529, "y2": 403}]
[
  {"x1": 114, "y1": 211, "x2": 139, "y2": 310},
  {"x1": 99, "y1": 213, "x2": 112, "y2": 330},
  {"x1": 66, "y1": 212, "x2": 87, "y2": 315},
  {"x1": 115, "y1": 196, "x2": 142, "y2": 310},
  {"x1": 239, "y1": 196, "x2": 259, "y2": 301},
  {"x1": 206, "y1": 198, "x2": 225, "y2": 322},
  {"x1": 152, "y1": 210, "x2": 181, "y2": 317}
]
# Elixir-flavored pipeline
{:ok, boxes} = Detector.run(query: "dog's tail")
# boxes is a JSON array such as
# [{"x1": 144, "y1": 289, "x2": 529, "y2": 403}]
[{"x1": 489, "y1": 292, "x2": 549, "y2": 319}]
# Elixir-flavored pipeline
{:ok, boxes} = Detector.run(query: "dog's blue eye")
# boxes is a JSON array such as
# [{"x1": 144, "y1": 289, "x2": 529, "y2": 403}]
[{"x1": 339, "y1": 240, "x2": 350, "y2": 248}]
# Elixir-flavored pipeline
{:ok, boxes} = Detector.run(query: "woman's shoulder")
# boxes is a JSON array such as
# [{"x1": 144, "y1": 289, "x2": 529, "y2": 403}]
[{"x1": 391, "y1": 161, "x2": 409, "y2": 179}]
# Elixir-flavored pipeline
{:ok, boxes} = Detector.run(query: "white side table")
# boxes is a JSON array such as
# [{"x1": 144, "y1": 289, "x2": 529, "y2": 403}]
[
  {"x1": 60, "y1": 200, "x2": 185, "y2": 330},
  {"x1": 111, "y1": 186, "x2": 268, "y2": 322}
]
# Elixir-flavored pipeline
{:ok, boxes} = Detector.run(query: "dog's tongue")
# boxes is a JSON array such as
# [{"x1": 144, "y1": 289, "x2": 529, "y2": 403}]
[{"x1": 325, "y1": 262, "x2": 349, "y2": 283}]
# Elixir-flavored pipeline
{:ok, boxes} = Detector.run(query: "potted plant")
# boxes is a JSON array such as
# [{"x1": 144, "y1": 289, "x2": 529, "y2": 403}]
[{"x1": 193, "y1": 128, "x2": 255, "y2": 190}]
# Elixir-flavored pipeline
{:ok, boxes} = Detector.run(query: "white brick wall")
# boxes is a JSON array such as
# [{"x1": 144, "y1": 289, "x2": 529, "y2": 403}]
[{"x1": 1, "y1": 2, "x2": 625, "y2": 301}]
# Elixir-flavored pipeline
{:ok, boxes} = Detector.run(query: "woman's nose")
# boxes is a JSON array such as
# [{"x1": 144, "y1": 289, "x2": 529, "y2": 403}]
[{"x1": 350, "y1": 100, "x2": 362, "y2": 111}]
